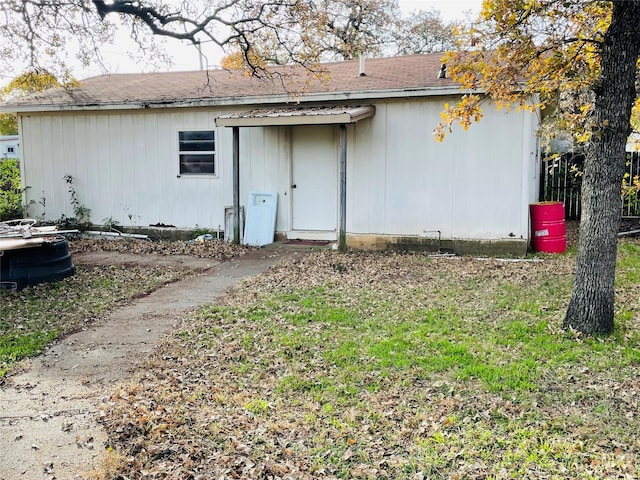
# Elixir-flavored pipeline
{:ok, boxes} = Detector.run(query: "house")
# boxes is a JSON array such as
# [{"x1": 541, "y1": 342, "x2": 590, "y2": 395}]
[
  {"x1": 0, "y1": 54, "x2": 541, "y2": 255},
  {"x1": 0, "y1": 135, "x2": 19, "y2": 160}
]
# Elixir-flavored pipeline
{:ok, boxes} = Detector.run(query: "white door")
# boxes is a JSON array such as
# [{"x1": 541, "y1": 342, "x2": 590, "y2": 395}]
[{"x1": 291, "y1": 126, "x2": 338, "y2": 236}]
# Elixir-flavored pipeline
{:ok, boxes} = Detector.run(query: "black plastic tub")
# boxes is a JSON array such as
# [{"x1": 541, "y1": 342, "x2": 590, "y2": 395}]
[{"x1": 0, "y1": 239, "x2": 75, "y2": 290}]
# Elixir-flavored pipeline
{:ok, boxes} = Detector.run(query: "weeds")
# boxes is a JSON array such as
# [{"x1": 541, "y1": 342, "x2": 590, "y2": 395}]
[{"x1": 62, "y1": 174, "x2": 91, "y2": 226}]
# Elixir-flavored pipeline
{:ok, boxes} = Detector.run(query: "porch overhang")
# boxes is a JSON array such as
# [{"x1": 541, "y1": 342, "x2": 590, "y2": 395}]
[
  {"x1": 221, "y1": 106, "x2": 371, "y2": 252},
  {"x1": 215, "y1": 105, "x2": 375, "y2": 127}
]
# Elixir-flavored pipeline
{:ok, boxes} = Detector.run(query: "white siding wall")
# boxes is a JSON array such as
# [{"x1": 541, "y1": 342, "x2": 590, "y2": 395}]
[
  {"x1": 349, "y1": 98, "x2": 539, "y2": 241},
  {"x1": 19, "y1": 96, "x2": 538, "y2": 241},
  {"x1": 19, "y1": 109, "x2": 289, "y2": 230}
]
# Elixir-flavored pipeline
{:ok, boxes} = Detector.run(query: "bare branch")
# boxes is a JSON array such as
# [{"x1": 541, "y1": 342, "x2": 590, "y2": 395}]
[{"x1": 0, "y1": 0, "x2": 439, "y2": 81}]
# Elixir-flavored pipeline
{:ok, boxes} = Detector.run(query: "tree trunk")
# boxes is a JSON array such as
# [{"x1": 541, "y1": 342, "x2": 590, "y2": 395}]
[{"x1": 564, "y1": 1, "x2": 640, "y2": 334}]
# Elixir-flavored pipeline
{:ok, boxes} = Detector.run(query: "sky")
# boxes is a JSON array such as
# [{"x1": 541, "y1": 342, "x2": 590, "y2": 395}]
[
  {"x1": 93, "y1": 0, "x2": 483, "y2": 77},
  {"x1": 400, "y1": 0, "x2": 481, "y2": 21}
]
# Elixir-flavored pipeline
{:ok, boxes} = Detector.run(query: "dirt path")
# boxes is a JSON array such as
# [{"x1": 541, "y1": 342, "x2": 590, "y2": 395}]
[{"x1": 0, "y1": 243, "x2": 312, "y2": 480}]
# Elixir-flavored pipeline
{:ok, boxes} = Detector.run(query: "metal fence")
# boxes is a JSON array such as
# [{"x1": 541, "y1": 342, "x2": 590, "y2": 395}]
[{"x1": 540, "y1": 151, "x2": 640, "y2": 219}]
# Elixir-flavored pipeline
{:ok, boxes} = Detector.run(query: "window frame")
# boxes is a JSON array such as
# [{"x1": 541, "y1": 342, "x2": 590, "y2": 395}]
[{"x1": 177, "y1": 129, "x2": 217, "y2": 177}]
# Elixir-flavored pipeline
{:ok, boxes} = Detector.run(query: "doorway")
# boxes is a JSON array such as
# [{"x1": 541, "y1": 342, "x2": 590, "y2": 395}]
[{"x1": 290, "y1": 125, "x2": 338, "y2": 239}]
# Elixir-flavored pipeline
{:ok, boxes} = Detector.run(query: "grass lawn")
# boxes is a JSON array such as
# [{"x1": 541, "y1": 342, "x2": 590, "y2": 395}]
[
  {"x1": 0, "y1": 238, "x2": 253, "y2": 377},
  {"x1": 0, "y1": 264, "x2": 190, "y2": 377},
  {"x1": 97, "y1": 242, "x2": 640, "y2": 479}
]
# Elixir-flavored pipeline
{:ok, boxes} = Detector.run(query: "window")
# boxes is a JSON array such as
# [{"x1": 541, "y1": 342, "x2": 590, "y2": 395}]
[{"x1": 179, "y1": 130, "x2": 215, "y2": 175}]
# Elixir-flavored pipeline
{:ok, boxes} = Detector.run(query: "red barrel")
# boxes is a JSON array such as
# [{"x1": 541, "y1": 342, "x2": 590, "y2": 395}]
[{"x1": 530, "y1": 202, "x2": 566, "y2": 253}]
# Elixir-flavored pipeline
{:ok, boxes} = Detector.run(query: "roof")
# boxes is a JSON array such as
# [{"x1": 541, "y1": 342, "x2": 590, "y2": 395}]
[
  {"x1": 0, "y1": 54, "x2": 461, "y2": 113},
  {"x1": 215, "y1": 105, "x2": 375, "y2": 127}
]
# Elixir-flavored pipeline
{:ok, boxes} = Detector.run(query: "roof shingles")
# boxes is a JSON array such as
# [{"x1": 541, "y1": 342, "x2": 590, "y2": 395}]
[{"x1": 2, "y1": 54, "x2": 457, "y2": 111}]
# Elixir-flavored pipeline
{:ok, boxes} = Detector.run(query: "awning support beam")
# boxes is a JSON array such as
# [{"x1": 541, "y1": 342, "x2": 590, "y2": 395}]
[
  {"x1": 339, "y1": 124, "x2": 347, "y2": 253},
  {"x1": 232, "y1": 126, "x2": 240, "y2": 244}
]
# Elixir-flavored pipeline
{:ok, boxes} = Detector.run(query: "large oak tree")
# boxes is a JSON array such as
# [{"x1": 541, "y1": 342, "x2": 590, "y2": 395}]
[
  {"x1": 439, "y1": 0, "x2": 640, "y2": 334},
  {"x1": 391, "y1": 7, "x2": 461, "y2": 56}
]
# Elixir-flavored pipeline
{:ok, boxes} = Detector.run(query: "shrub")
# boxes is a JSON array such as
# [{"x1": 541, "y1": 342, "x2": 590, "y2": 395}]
[{"x1": 0, "y1": 158, "x2": 24, "y2": 221}]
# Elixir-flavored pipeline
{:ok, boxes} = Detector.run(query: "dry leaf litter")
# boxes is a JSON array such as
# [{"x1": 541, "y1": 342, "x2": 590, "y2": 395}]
[{"x1": 97, "y1": 246, "x2": 640, "y2": 480}]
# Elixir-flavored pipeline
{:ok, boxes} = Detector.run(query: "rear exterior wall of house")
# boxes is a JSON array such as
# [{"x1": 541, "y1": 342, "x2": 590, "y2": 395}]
[{"x1": 17, "y1": 96, "x2": 539, "y2": 252}]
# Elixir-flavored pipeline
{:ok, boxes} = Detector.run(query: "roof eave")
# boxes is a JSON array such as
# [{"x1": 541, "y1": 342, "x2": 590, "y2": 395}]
[
  {"x1": 1, "y1": 85, "x2": 477, "y2": 114},
  {"x1": 215, "y1": 105, "x2": 376, "y2": 127}
]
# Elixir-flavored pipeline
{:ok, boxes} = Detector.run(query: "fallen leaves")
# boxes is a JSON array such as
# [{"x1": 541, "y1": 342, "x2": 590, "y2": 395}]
[
  {"x1": 6, "y1": 231, "x2": 639, "y2": 478},
  {"x1": 0, "y1": 263, "x2": 190, "y2": 374},
  {"x1": 69, "y1": 238, "x2": 255, "y2": 260},
  {"x1": 1, "y1": 237, "x2": 253, "y2": 374},
  {"x1": 97, "y1": 246, "x2": 640, "y2": 479}
]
